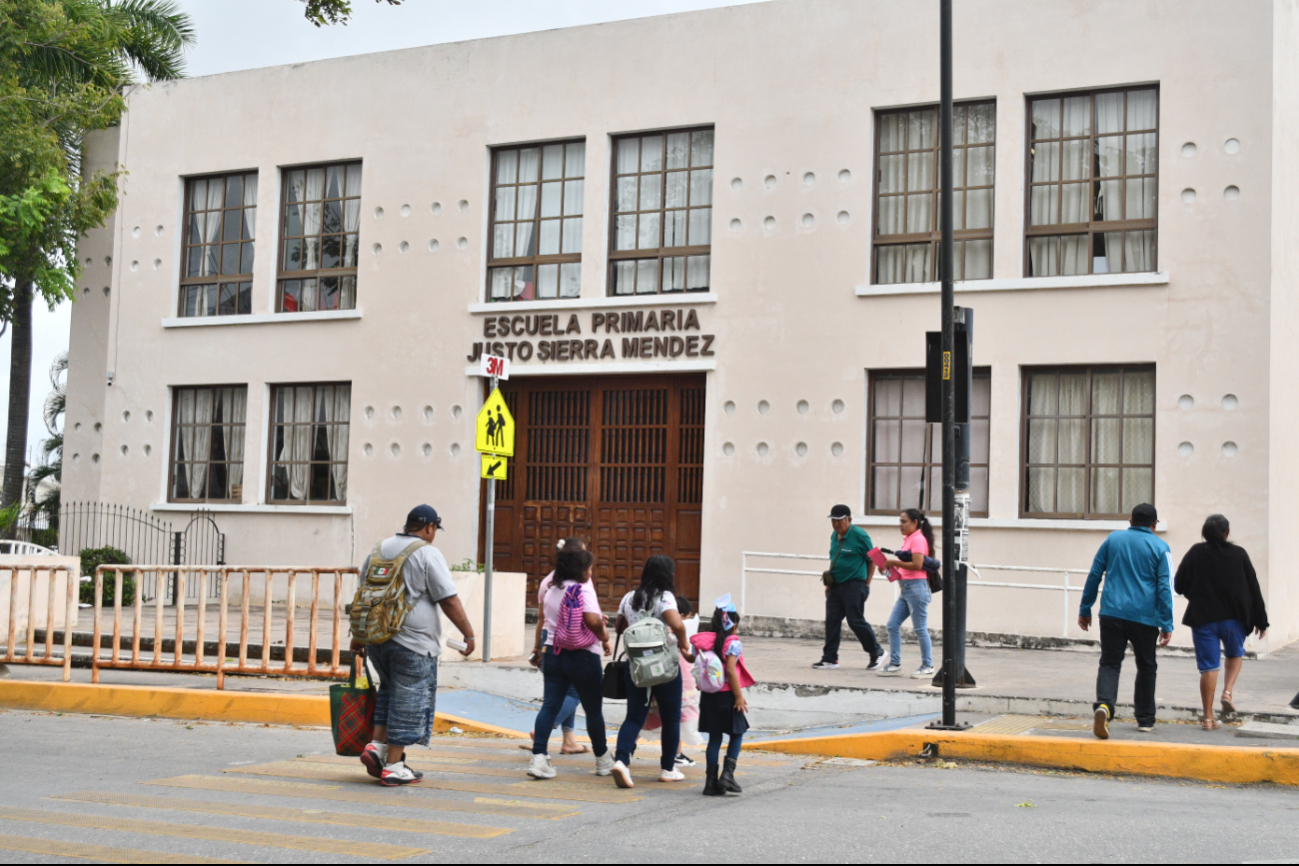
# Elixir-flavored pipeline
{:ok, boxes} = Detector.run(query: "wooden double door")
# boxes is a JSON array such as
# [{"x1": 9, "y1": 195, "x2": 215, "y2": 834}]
[{"x1": 481, "y1": 374, "x2": 706, "y2": 606}]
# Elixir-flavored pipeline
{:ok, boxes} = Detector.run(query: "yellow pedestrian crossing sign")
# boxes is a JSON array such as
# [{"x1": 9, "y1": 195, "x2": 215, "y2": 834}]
[
  {"x1": 475, "y1": 388, "x2": 515, "y2": 457},
  {"x1": 481, "y1": 454, "x2": 508, "y2": 480}
]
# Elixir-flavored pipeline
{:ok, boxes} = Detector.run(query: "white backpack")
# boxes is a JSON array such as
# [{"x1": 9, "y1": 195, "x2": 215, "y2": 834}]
[
  {"x1": 693, "y1": 646, "x2": 727, "y2": 693},
  {"x1": 625, "y1": 594, "x2": 678, "y2": 689}
]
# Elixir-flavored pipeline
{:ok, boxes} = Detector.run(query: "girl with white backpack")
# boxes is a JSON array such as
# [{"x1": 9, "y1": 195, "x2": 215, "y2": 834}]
[{"x1": 689, "y1": 594, "x2": 755, "y2": 796}]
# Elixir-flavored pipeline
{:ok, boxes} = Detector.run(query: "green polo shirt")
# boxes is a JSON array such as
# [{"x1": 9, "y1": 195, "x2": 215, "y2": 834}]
[{"x1": 829, "y1": 525, "x2": 875, "y2": 584}]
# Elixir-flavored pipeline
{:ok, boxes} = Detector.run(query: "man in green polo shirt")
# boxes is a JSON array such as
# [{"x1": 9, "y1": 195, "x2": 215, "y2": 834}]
[{"x1": 814, "y1": 504, "x2": 884, "y2": 671}]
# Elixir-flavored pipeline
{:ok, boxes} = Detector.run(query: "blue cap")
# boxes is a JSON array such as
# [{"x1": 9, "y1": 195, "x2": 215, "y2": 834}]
[{"x1": 406, "y1": 504, "x2": 445, "y2": 531}]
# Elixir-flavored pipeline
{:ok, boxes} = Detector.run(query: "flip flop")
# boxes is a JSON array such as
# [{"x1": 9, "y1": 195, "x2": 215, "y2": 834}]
[
  {"x1": 1221, "y1": 693, "x2": 1237, "y2": 716},
  {"x1": 560, "y1": 745, "x2": 590, "y2": 755}
]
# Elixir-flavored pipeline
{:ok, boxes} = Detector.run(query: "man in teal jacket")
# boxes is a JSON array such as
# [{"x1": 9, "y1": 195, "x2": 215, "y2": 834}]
[
  {"x1": 1078, "y1": 503, "x2": 1174, "y2": 738},
  {"x1": 814, "y1": 504, "x2": 883, "y2": 671}
]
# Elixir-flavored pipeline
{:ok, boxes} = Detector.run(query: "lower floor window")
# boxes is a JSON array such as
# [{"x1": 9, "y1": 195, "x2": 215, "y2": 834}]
[
  {"x1": 1027, "y1": 231, "x2": 1155, "y2": 277},
  {"x1": 181, "y1": 281, "x2": 251, "y2": 317},
  {"x1": 170, "y1": 386, "x2": 247, "y2": 502},
  {"x1": 268, "y1": 383, "x2": 351, "y2": 504},
  {"x1": 611, "y1": 254, "x2": 710, "y2": 295},
  {"x1": 279, "y1": 276, "x2": 356, "y2": 312},
  {"x1": 489, "y1": 263, "x2": 581, "y2": 301}
]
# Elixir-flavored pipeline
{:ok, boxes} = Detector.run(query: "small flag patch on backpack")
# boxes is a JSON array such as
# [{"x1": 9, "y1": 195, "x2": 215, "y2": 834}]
[{"x1": 374, "y1": 567, "x2": 390, "y2": 575}]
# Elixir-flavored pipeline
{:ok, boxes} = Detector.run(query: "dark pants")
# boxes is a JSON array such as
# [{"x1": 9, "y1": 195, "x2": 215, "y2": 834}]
[
  {"x1": 706, "y1": 731, "x2": 743, "y2": 766},
  {"x1": 615, "y1": 668, "x2": 683, "y2": 771},
  {"x1": 1095, "y1": 615, "x2": 1160, "y2": 727},
  {"x1": 822, "y1": 579, "x2": 882, "y2": 663},
  {"x1": 533, "y1": 649, "x2": 607, "y2": 757}
]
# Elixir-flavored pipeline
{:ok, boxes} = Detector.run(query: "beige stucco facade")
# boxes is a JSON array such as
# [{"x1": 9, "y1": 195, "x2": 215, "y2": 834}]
[{"x1": 62, "y1": 0, "x2": 1298, "y2": 649}]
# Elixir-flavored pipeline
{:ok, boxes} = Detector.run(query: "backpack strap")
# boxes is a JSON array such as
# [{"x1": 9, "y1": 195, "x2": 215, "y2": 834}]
[{"x1": 388, "y1": 539, "x2": 428, "y2": 574}]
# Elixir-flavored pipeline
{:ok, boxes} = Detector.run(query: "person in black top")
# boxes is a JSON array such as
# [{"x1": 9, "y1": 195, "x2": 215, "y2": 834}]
[{"x1": 1174, "y1": 514, "x2": 1268, "y2": 729}]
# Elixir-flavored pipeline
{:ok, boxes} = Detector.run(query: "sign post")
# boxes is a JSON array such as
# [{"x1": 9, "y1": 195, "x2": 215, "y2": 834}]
[{"x1": 475, "y1": 355, "x2": 513, "y2": 663}]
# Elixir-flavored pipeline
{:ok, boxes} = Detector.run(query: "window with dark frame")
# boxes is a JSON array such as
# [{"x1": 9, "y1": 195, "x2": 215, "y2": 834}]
[
  {"x1": 610, "y1": 128, "x2": 713, "y2": 296},
  {"x1": 169, "y1": 386, "x2": 248, "y2": 503},
  {"x1": 873, "y1": 102, "x2": 996, "y2": 285},
  {"x1": 488, "y1": 141, "x2": 585, "y2": 302},
  {"x1": 180, "y1": 173, "x2": 257, "y2": 317},
  {"x1": 868, "y1": 370, "x2": 991, "y2": 516},
  {"x1": 267, "y1": 383, "x2": 351, "y2": 505},
  {"x1": 1026, "y1": 86, "x2": 1158, "y2": 276},
  {"x1": 278, "y1": 163, "x2": 361, "y2": 313},
  {"x1": 1022, "y1": 365, "x2": 1155, "y2": 519}
]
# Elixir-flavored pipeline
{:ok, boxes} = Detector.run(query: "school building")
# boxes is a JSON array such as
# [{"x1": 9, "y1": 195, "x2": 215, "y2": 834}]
[{"x1": 61, "y1": 0, "x2": 1299, "y2": 648}]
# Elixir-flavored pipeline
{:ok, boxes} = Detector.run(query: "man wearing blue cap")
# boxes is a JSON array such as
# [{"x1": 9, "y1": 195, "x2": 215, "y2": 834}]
[{"x1": 355, "y1": 505, "x2": 475, "y2": 786}]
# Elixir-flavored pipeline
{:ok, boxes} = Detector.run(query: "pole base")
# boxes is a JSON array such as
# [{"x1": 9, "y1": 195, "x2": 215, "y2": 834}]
[
  {"x1": 925, "y1": 721, "x2": 971, "y2": 732},
  {"x1": 931, "y1": 667, "x2": 977, "y2": 689}
]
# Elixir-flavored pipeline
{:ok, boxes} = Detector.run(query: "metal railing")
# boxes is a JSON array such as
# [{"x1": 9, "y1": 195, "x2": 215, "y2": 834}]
[
  {"x1": 91, "y1": 565, "x2": 358, "y2": 689},
  {"x1": 741, "y1": 551, "x2": 1094, "y2": 638},
  {"x1": 0, "y1": 541, "x2": 57, "y2": 556},
  {"x1": 1, "y1": 565, "x2": 78, "y2": 681}
]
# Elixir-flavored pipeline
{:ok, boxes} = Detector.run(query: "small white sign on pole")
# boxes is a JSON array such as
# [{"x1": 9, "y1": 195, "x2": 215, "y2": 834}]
[{"x1": 481, "y1": 354, "x2": 510, "y2": 381}]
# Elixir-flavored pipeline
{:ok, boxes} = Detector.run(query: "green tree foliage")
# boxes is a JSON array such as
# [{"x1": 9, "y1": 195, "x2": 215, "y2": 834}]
[
  {"x1": 79, "y1": 544, "x2": 135, "y2": 606},
  {"x1": 26, "y1": 351, "x2": 66, "y2": 547},
  {"x1": 301, "y1": 0, "x2": 403, "y2": 27}
]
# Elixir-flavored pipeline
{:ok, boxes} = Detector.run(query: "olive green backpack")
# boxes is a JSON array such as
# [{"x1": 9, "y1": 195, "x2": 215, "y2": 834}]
[{"x1": 349, "y1": 539, "x2": 426, "y2": 646}]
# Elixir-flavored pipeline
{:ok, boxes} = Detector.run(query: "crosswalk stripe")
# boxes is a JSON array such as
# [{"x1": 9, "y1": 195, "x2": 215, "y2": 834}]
[
  {"x1": 0, "y1": 833, "x2": 244, "y2": 864},
  {"x1": 392, "y1": 749, "x2": 710, "y2": 774},
  {"x1": 55, "y1": 791, "x2": 512, "y2": 839},
  {"x1": 411, "y1": 743, "x2": 792, "y2": 768},
  {"x1": 146, "y1": 776, "x2": 578, "y2": 820},
  {"x1": 297, "y1": 754, "x2": 706, "y2": 787},
  {"x1": 0, "y1": 806, "x2": 426, "y2": 860},
  {"x1": 225, "y1": 761, "x2": 642, "y2": 804}
]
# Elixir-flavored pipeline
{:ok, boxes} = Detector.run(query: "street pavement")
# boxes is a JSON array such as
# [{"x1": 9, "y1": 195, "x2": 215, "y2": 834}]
[{"x1": 0, "y1": 710, "x2": 1296, "y2": 863}]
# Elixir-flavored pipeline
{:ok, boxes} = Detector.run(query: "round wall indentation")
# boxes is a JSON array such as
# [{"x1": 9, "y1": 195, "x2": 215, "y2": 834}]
[
  {"x1": 428, "y1": 239, "x2": 440, "y2": 252},
  {"x1": 399, "y1": 241, "x2": 409, "y2": 253},
  {"x1": 831, "y1": 399, "x2": 845, "y2": 414},
  {"x1": 1177, "y1": 441, "x2": 1194, "y2": 457},
  {"x1": 723, "y1": 442, "x2": 735, "y2": 456},
  {"x1": 423, "y1": 405, "x2": 434, "y2": 421},
  {"x1": 763, "y1": 216, "x2": 776, "y2": 230},
  {"x1": 421, "y1": 443, "x2": 432, "y2": 457},
  {"x1": 1178, "y1": 394, "x2": 1194, "y2": 410},
  {"x1": 838, "y1": 169, "x2": 852, "y2": 184},
  {"x1": 802, "y1": 172, "x2": 816, "y2": 187},
  {"x1": 1222, "y1": 394, "x2": 1239, "y2": 410},
  {"x1": 120, "y1": 444, "x2": 128, "y2": 456},
  {"x1": 104, "y1": 256, "x2": 112, "y2": 266},
  {"x1": 72, "y1": 453, "x2": 81, "y2": 464},
  {"x1": 374, "y1": 206, "x2": 385, "y2": 219},
  {"x1": 143, "y1": 444, "x2": 152, "y2": 456},
  {"x1": 1181, "y1": 188, "x2": 1196, "y2": 203},
  {"x1": 458, "y1": 200, "x2": 469, "y2": 212},
  {"x1": 758, "y1": 400, "x2": 770, "y2": 415},
  {"x1": 94, "y1": 422, "x2": 102, "y2": 433},
  {"x1": 796, "y1": 400, "x2": 810, "y2": 415},
  {"x1": 830, "y1": 442, "x2": 844, "y2": 457},
  {"x1": 152, "y1": 258, "x2": 162, "y2": 270},
  {"x1": 122, "y1": 410, "x2": 131, "y2": 423},
  {"x1": 400, "y1": 204, "x2": 411, "y2": 217},
  {"x1": 365, "y1": 405, "x2": 377, "y2": 419},
  {"x1": 145, "y1": 410, "x2": 153, "y2": 422},
  {"x1": 452, "y1": 405, "x2": 463, "y2": 420},
  {"x1": 730, "y1": 178, "x2": 743, "y2": 192},
  {"x1": 796, "y1": 442, "x2": 809, "y2": 456},
  {"x1": 457, "y1": 237, "x2": 468, "y2": 250},
  {"x1": 450, "y1": 442, "x2": 462, "y2": 456},
  {"x1": 801, "y1": 213, "x2": 815, "y2": 228},
  {"x1": 1181, "y1": 142, "x2": 1197, "y2": 158},
  {"x1": 74, "y1": 423, "x2": 82, "y2": 432},
  {"x1": 431, "y1": 202, "x2": 442, "y2": 215},
  {"x1": 837, "y1": 211, "x2": 851, "y2": 225},
  {"x1": 1225, "y1": 138, "x2": 1241, "y2": 154},
  {"x1": 130, "y1": 260, "x2": 139, "y2": 271},
  {"x1": 391, "y1": 405, "x2": 403, "y2": 420},
  {"x1": 155, "y1": 225, "x2": 164, "y2": 236},
  {"x1": 1224, "y1": 185, "x2": 1241, "y2": 201},
  {"x1": 92, "y1": 453, "x2": 100, "y2": 463},
  {"x1": 729, "y1": 219, "x2": 742, "y2": 231},
  {"x1": 85, "y1": 257, "x2": 92, "y2": 265},
  {"x1": 372, "y1": 243, "x2": 383, "y2": 255},
  {"x1": 1222, "y1": 441, "x2": 1239, "y2": 457},
  {"x1": 723, "y1": 400, "x2": 736, "y2": 415},
  {"x1": 389, "y1": 442, "x2": 401, "y2": 457},
  {"x1": 757, "y1": 442, "x2": 770, "y2": 456},
  {"x1": 103, "y1": 286, "x2": 110, "y2": 297},
  {"x1": 764, "y1": 175, "x2": 777, "y2": 189},
  {"x1": 363, "y1": 443, "x2": 374, "y2": 456},
  {"x1": 131, "y1": 226, "x2": 141, "y2": 238}
]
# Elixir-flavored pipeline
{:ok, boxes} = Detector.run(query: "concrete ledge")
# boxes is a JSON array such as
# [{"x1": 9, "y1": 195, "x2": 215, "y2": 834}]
[
  {"x1": 0, "y1": 679, "x2": 525, "y2": 737},
  {"x1": 748, "y1": 729, "x2": 1299, "y2": 786}
]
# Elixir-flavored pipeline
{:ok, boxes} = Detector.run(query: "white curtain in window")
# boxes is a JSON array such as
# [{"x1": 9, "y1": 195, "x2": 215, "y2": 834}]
[
  {"x1": 176, "y1": 389, "x2": 197, "y2": 497},
  {"x1": 190, "y1": 389, "x2": 214, "y2": 499},
  {"x1": 322, "y1": 386, "x2": 350, "y2": 502},
  {"x1": 222, "y1": 388, "x2": 247, "y2": 497},
  {"x1": 304, "y1": 169, "x2": 324, "y2": 271},
  {"x1": 281, "y1": 387, "x2": 313, "y2": 501},
  {"x1": 202, "y1": 183, "x2": 222, "y2": 276},
  {"x1": 343, "y1": 199, "x2": 359, "y2": 266}
]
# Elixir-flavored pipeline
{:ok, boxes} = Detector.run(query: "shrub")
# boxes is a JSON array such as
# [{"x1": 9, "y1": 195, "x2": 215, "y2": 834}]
[{"x1": 79, "y1": 546, "x2": 136, "y2": 607}]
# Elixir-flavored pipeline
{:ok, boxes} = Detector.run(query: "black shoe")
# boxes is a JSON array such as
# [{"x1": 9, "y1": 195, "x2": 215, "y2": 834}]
[
  {"x1": 1291, "y1": 691, "x2": 1299, "y2": 711},
  {"x1": 718, "y1": 757, "x2": 742, "y2": 794},
  {"x1": 702, "y1": 764, "x2": 724, "y2": 796},
  {"x1": 867, "y1": 652, "x2": 882, "y2": 671}
]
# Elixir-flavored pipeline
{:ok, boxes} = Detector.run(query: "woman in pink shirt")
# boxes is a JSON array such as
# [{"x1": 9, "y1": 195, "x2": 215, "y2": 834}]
[{"x1": 879, "y1": 508, "x2": 935, "y2": 679}]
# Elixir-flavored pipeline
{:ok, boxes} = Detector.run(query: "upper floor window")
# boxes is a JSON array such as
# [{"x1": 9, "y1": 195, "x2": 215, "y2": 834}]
[
  {"x1": 267, "y1": 383, "x2": 351, "y2": 505},
  {"x1": 1022, "y1": 365, "x2": 1154, "y2": 518},
  {"x1": 873, "y1": 102, "x2": 996, "y2": 285},
  {"x1": 181, "y1": 173, "x2": 257, "y2": 317},
  {"x1": 169, "y1": 386, "x2": 247, "y2": 502},
  {"x1": 278, "y1": 163, "x2": 361, "y2": 312},
  {"x1": 611, "y1": 128, "x2": 713, "y2": 296},
  {"x1": 1026, "y1": 87, "x2": 1158, "y2": 276},
  {"x1": 868, "y1": 369, "x2": 991, "y2": 516},
  {"x1": 488, "y1": 141, "x2": 585, "y2": 302}
]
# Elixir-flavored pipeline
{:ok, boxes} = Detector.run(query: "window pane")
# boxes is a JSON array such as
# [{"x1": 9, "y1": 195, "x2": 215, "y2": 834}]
[
  {"x1": 1027, "y1": 467, "x2": 1055, "y2": 513},
  {"x1": 664, "y1": 210, "x2": 688, "y2": 248},
  {"x1": 1060, "y1": 235, "x2": 1088, "y2": 274},
  {"x1": 665, "y1": 171, "x2": 688, "y2": 209},
  {"x1": 688, "y1": 209, "x2": 711, "y2": 246},
  {"x1": 666, "y1": 132, "x2": 690, "y2": 169},
  {"x1": 1028, "y1": 419, "x2": 1057, "y2": 463},
  {"x1": 563, "y1": 179, "x2": 583, "y2": 216},
  {"x1": 905, "y1": 193, "x2": 932, "y2": 233},
  {"x1": 1096, "y1": 92, "x2": 1124, "y2": 134},
  {"x1": 1028, "y1": 236, "x2": 1057, "y2": 276},
  {"x1": 640, "y1": 135, "x2": 663, "y2": 172},
  {"x1": 690, "y1": 130, "x2": 714, "y2": 167},
  {"x1": 872, "y1": 467, "x2": 900, "y2": 511},
  {"x1": 635, "y1": 258, "x2": 658, "y2": 294},
  {"x1": 536, "y1": 263, "x2": 558, "y2": 299},
  {"x1": 493, "y1": 223, "x2": 514, "y2": 258},
  {"x1": 639, "y1": 173, "x2": 662, "y2": 210},
  {"x1": 515, "y1": 222, "x2": 535, "y2": 257},
  {"x1": 686, "y1": 255, "x2": 709, "y2": 291},
  {"x1": 637, "y1": 213, "x2": 660, "y2": 249},
  {"x1": 561, "y1": 217, "x2": 582, "y2": 254},
  {"x1": 876, "y1": 243, "x2": 931, "y2": 284},
  {"x1": 518, "y1": 148, "x2": 539, "y2": 183},
  {"x1": 540, "y1": 181, "x2": 562, "y2": 218},
  {"x1": 559, "y1": 262, "x2": 581, "y2": 298},
  {"x1": 965, "y1": 188, "x2": 992, "y2": 231},
  {"x1": 1122, "y1": 418, "x2": 1153, "y2": 464},
  {"x1": 538, "y1": 219, "x2": 560, "y2": 256},
  {"x1": 663, "y1": 256, "x2": 686, "y2": 292},
  {"x1": 1091, "y1": 467, "x2": 1121, "y2": 514},
  {"x1": 1096, "y1": 136, "x2": 1123, "y2": 178},
  {"x1": 880, "y1": 113, "x2": 905, "y2": 151},
  {"x1": 616, "y1": 138, "x2": 639, "y2": 174},
  {"x1": 878, "y1": 196, "x2": 903, "y2": 235},
  {"x1": 614, "y1": 214, "x2": 637, "y2": 251},
  {"x1": 1062, "y1": 139, "x2": 1089, "y2": 181},
  {"x1": 880, "y1": 154, "x2": 904, "y2": 193},
  {"x1": 345, "y1": 164, "x2": 362, "y2": 197},
  {"x1": 1121, "y1": 468, "x2": 1153, "y2": 513},
  {"x1": 1128, "y1": 89, "x2": 1158, "y2": 131},
  {"x1": 541, "y1": 144, "x2": 564, "y2": 180},
  {"x1": 1032, "y1": 141, "x2": 1060, "y2": 182},
  {"x1": 564, "y1": 143, "x2": 585, "y2": 178},
  {"x1": 1031, "y1": 98, "x2": 1061, "y2": 138},
  {"x1": 689, "y1": 169, "x2": 713, "y2": 207},
  {"x1": 1058, "y1": 468, "x2": 1086, "y2": 513},
  {"x1": 1124, "y1": 370, "x2": 1155, "y2": 414},
  {"x1": 497, "y1": 149, "x2": 518, "y2": 184},
  {"x1": 1030, "y1": 185, "x2": 1058, "y2": 226},
  {"x1": 490, "y1": 267, "x2": 514, "y2": 300},
  {"x1": 612, "y1": 260, "x2": 636, "y2": 295},
  {"x1": 1062, "y1": 96, "x2": 1090, "y2": 137},
  {"x1": 1092, "y1": 418, "x2": 1121, "y2": 463},
  {"x1": 494, "y1": 186, "x2": 516, "y2": 221},
  {"x1": 964, "y1": 238, "x2": 991, "y2": 280}
]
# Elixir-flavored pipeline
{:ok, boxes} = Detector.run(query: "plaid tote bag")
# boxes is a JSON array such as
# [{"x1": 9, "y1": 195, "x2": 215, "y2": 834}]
[{"x1": 330, "y1": 649, "x2": 376, "y2": 756}]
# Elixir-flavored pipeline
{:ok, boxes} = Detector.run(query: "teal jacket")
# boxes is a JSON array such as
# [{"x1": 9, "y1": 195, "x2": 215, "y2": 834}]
[
  {"x1": 1080, "y1": 526, "x2": 1175, "y2": 632},
  {"x1": 829, "y1": 525, "x2": 874, "y2": 584}
]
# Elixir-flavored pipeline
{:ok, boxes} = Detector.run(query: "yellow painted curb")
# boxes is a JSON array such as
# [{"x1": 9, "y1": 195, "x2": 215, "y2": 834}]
[
  {"x1": 747, "y1": 729, "x2": 1299, "y2": 786},
  {"x1": 0, "y1": 680, "x2": 527, "y2": 738}
]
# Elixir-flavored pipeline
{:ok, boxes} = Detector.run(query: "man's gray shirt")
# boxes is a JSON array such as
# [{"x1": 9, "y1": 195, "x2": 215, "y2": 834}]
[{"x1": 360, "y1": 534, "x2": 458, "y2": 658}]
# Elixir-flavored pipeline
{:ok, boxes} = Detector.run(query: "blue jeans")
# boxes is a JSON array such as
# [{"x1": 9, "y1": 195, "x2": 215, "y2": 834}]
[
  {"x1": 706, "y1": 731, "x2": 743, "y2": 766},
  {"x1": 556, "y1": 686, "x2": 581, "y2": 733},
  {"x1": 367, "y1": 640, "x2": 438, "y2": 748},
  {"x1": 533, "y1": 649, "x2": 607, "y2": 758},
  {"x1": 887, "y1": 580, "x2": 933, "y2": 668},
  {"x1": 615, "y1": 667, "x2": 683, "y2": 772},
  {"x1": 1191, "y1": 619, "x2": 1247, "y2": 673}
]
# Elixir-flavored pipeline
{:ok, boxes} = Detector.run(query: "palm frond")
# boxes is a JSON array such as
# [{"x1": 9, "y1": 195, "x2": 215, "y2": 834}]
[{"x1": 101, "y1": 0, "x2": 195, "y2": 82}]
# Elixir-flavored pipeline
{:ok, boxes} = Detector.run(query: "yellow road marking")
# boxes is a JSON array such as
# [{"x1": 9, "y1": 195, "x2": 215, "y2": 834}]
[
  {"x1": 0, "y1": 806, "x2": 425, "y2": 860},
  {"x1": 147, "y1": 776, "x2": 577, "y2": 820},
  {"x1": 297, "y1": 754, "x2": 702, "y2": 787},
  {"x1": 0, "y1": 833, "x2": 244, "y2": 864},
  {"x1": 55, "y1": 791, "x2": 512, "y2": 839},
  {"x1": 226, "y1": 761, "x2": 641, "y2": 803}
]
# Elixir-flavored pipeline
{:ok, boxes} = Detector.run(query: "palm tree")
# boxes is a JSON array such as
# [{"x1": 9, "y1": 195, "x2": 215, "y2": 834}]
[
  {"x1": 25, "y1": 353, "x2": 67, "y2": 547},
  {"x1": 1, "y1": 1, "x2": 195, "y2": 519}
]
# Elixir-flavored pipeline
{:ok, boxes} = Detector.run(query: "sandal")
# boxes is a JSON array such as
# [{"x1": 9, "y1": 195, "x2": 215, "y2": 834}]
[
  {"x1": 560, "y1": 744, "x2": 590, "y2": 755},
  {"x1": 1221, "y1": 691, "x2": 1237, "y2": 716},
  {"x1": 1202, "y1": 718, "x2": 1219, "y2": 731}
]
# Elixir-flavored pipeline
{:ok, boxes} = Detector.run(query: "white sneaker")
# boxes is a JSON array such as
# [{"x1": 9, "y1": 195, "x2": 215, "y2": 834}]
[
  {"x1": 527, "y1": 753, "x2": 557, "y2": 780},
  {"x1": 878, "y1": 664, "x2": 903, "y2": 676},
  {"x1": 911, "y1": 666, "x2": 936, "y2": 679},
  {"x1": 594, "y1": 751, "x2": 615, "y2": 776},
  {"x1": 658, "y1": 768, "x2": 686, "y2": 782},
  {"x1": 611, "y1": 759, "x2": 634, "y2": 789}
]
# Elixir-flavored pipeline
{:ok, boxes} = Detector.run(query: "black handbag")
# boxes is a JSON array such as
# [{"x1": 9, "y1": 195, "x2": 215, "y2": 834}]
[{"x1": 602, "y1": 633, "x2": 628, "y2": 700}]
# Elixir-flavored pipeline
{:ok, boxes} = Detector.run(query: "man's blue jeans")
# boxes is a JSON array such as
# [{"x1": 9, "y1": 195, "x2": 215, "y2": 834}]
[{"x1": 368, "y1": 640, "x2": 438, "y2": 748}]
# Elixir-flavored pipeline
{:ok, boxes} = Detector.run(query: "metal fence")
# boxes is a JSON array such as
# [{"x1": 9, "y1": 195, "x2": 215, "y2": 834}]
[{"x1": 0, "y1": 564, "x2": 78, "y2": 681}]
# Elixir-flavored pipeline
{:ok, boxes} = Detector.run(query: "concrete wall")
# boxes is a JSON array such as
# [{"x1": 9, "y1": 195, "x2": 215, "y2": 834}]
[
  {"x1": 62, "y1": 0, "x2": 1288, "y2": 646},
  {"x1": 0, "y1": 557, "x2": 82, "y2": 636}
]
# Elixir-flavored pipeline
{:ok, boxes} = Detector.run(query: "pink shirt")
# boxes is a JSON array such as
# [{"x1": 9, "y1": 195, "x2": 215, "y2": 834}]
[
  {"x1": 889, "y1": 529, "x2": 929, "y2": 581},
  {"x1": 538, "y1": 572, "x2": 603, "y2": 655}
]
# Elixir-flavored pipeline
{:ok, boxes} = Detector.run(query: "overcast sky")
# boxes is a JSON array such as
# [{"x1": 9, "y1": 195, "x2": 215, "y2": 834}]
[{"x1": 0, "y1": 0, "x2": 766, "y2": 472}]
